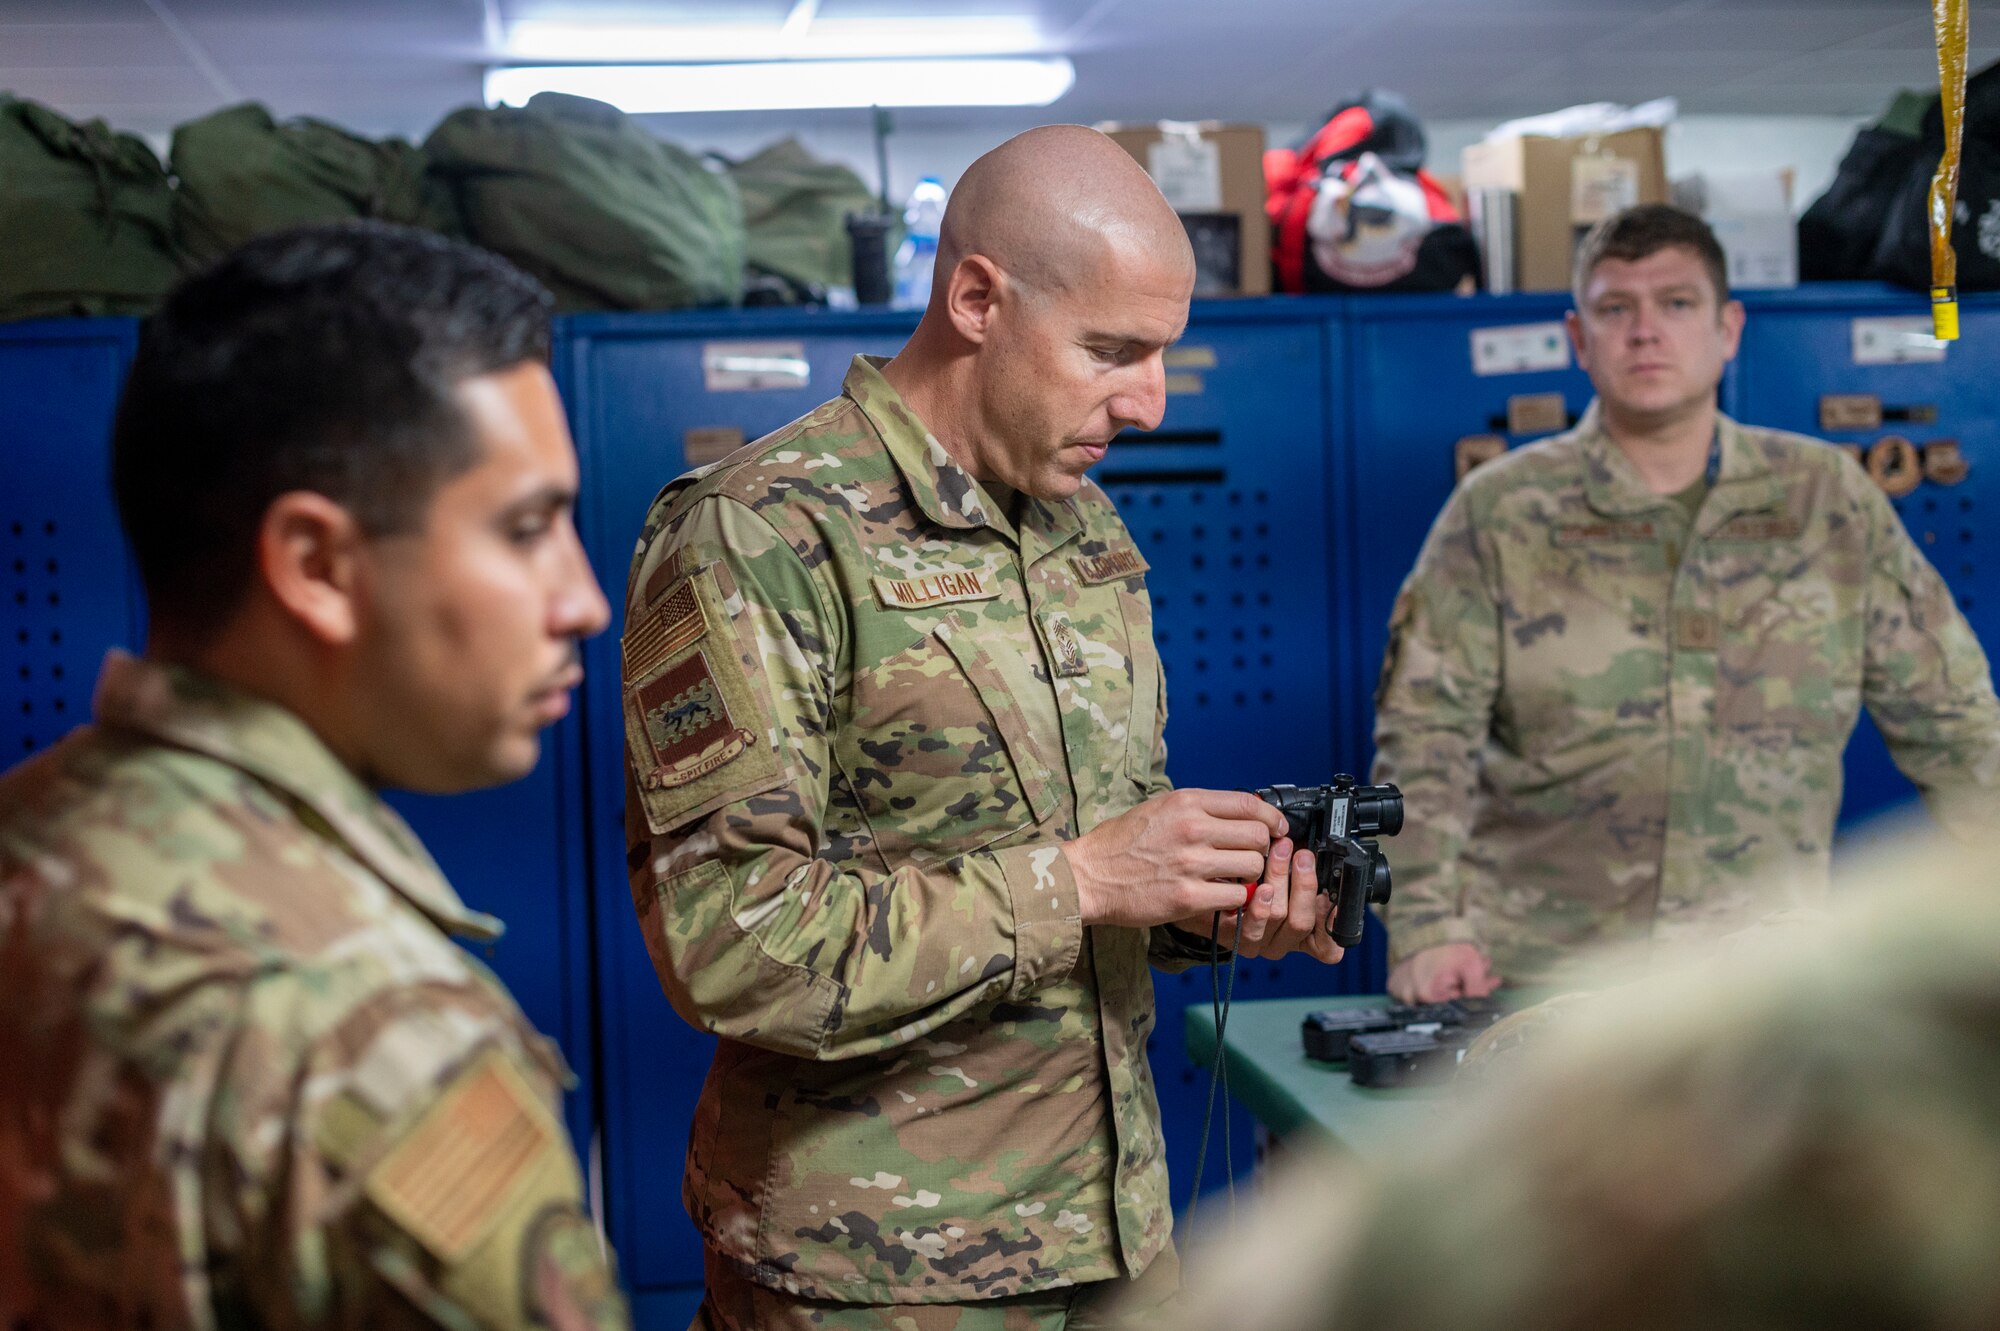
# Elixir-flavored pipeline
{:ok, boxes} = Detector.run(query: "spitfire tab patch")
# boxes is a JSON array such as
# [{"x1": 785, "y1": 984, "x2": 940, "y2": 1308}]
[
  {"x1": 1551, "y1": 519, "x2": 1660, "y2": 547},
  {"x1": 872, "y1": 569, "x2": 1000, "y2": 610},
  {"x1": 632, "y1": 649, "x2": 753, "y2": 790},
  {"x1": 1071, "y1": 548, "x2": 1149, "y2": 585}
]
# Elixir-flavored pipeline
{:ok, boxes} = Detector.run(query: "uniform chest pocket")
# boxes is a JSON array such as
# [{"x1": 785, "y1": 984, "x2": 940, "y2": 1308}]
[{"x1": 842, "y1": 610, "x2": 1060, "y2": 864}]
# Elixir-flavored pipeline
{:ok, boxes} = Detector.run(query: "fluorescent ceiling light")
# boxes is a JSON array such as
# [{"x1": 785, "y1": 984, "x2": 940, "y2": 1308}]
[
  {"x1": 503, "y1": 16, "x2": 1046, "y2": 62},
  {"x1": 485, "y1": 58, "x2": 1075, "y2": 113}
]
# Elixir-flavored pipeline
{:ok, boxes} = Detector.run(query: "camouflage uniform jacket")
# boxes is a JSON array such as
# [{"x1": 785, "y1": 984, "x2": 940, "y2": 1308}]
[
  {"x1": 623, "y1": 356, "x2": 1206, "y2": 1304},
  {"x1": 0, "y1": 653, "x2": 628, "y2": 1331},
  {"x1": 1372, "y1": 404, "x2": 2000, "y2": 983}
]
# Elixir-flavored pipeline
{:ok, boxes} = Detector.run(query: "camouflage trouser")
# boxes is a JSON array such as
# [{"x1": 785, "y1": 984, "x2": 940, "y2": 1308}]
[{"x1": 691, "y1": 1244, "x2": 1181, "y2": 1330}]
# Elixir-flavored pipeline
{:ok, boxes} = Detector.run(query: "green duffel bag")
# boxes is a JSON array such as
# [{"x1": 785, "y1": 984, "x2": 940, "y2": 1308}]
[
  {"x1": 0, "y1": 94, "x2": 179, "y2": 321},
  {"x1": 425, "y1": 92, "x2": 743, "y2": 311},
  {"x1": 724, "y1": 137, "x2": 880, "y2": 292},
  {"x1": 171, "y1": 103, "x2": 458, "y2": 265}
]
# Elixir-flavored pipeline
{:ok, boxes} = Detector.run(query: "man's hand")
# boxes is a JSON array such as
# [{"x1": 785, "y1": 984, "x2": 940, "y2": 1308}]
[
  {"x1": 1064, "y1": 789, "x2": 1285, "y2": 928},
  {"x1": 1387, "y1": 942, "x2": 1500, "y2": 1004},
  {"x1": 1178, "y1": 836, "x2": 1344, "y2": 964}
]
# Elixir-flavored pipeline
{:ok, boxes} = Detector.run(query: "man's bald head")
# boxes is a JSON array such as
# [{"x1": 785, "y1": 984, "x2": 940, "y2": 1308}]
[
  {"x1": 880, "y1": 124, "x2": 1195, "y2": 503},
  {"x1": 936, "y1": 124, "x2": 1195, "y2": 302}
]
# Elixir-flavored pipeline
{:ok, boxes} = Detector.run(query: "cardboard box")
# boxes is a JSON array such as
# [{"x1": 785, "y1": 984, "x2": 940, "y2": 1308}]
[
  {"x1": 1099, "y1": 121, "x2": 1270, "y2": 297},
  {"x1": 1460, "y1": 127, "x2": 1669, "y2": 292},
  {"x1": 1674, "y1": 170, "x2": 1798, "y2": 290}
]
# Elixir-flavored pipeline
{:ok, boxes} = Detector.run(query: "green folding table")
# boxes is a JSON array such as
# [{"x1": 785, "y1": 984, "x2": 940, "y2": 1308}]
[{"x1": 1182, "y1": 994, "x2": 1458, "y2": 1156}]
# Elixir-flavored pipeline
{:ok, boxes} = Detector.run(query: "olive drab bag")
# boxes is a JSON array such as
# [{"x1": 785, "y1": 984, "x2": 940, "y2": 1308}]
[
  {"x1": 424, "y1": 92, "x2": 744, "y2": 311},
  {"x1": 722, "y1": 137, "x2": 880, "y2": 296},
  {"x1": 0, "y1": 95, "x2": 180, "y2": 322},
  {"x1": 170, "y1": 104, "x2": 458, "y2": 265}
]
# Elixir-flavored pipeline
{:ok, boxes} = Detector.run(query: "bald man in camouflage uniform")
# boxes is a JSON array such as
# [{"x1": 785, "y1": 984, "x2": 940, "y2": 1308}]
[
  {"x1": 1, "y1": 225, "x2": 624, "y2": 1330},
  {"x1": 625, "y1": 128, "x2": 1344, "y2": 1330},
  {"x1": 1375, "y1": 205, "x2": 2000, "y2": 998}
]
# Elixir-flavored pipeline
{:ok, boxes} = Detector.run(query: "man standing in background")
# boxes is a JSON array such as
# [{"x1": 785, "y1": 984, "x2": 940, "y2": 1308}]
[{"x1": 1375, "y1": 204, "x2": 2000, "y2": 1000}]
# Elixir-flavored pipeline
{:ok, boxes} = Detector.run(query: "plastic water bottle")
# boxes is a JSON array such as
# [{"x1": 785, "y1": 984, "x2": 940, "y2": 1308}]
[{"x1": 892, "y1": 177, "x2": 947, "y2": 310}]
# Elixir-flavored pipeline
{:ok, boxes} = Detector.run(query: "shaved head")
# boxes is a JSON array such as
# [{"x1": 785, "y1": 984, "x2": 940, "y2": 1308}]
[
  {"x1": 881, "y1": 124, "x2": 1198, "y2": 502},
  {"x1": 937, "y1": 124, "x2": 1195, "y2": 302}
]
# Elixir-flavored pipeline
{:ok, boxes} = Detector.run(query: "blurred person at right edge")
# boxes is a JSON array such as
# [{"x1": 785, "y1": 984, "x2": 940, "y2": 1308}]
[
  {"x1": 1155, "y1": 834, "x2": 2000, "y2": 1331},
  {"x1": 1372, "y1": 203, "x2": 2000, "y2": 1001}
]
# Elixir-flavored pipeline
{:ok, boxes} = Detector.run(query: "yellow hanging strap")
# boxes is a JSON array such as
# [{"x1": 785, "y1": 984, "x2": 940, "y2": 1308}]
[{"x1": 1930, "y1": 0, "x2": 1969, "y2": 341}]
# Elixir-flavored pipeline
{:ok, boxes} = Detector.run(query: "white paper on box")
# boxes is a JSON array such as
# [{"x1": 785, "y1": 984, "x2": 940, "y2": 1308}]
[
  {"x1": 1471, "y1": 322, "x2": 1572, "y2": 376},
  {"x1": 1851, "y1": 317, "x2": 1948, "y2": 366},
  {"x1": 1148, "y1": 123, "x2": 1224, "y2": 212},
  {"x1": 1710, "y1": 215, "x2": 1797, "y2": 290},
  {"x1": 1571, "y1": 155, "x2": 1640, "y2": 225}
]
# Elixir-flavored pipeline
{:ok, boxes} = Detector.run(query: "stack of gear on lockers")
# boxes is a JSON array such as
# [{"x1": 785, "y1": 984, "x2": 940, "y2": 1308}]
[
  {"x1": 1802, "y1": 56, "x2": 2000, "y2": 291},
  {"x1": 1264, "y1": 89, "x2": 1480, "y2": 294}
]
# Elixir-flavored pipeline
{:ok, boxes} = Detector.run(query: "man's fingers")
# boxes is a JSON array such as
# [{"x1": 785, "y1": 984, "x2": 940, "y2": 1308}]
[
  {"x1": 1184, "y1": 788, "x2": 1289, "y2": 838},
  {"x1": 1194, "y1": 849, "x2": 1270, "y2": 885},
  {"x1": 1282, "y1": 850, "x2": 1319, "y2": 937},
  {"x1": 1193, "y1": 808, "x2": 1279, "y2": 852}
]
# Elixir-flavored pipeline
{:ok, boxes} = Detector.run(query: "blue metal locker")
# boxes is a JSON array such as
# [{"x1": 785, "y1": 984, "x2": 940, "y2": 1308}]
[
  {"x1": 1, "y1": 319, "x2": 143, "y2": 761},
  {"x1": 1342, "y1": 291, "x2": 1606, "y2": 781},
  {"x1": 1734, "y1": 283, "x2": 2000, "y2": 829},
  {"x1": 0, "y1": 317, "x2": 600, "y2": 1162}
]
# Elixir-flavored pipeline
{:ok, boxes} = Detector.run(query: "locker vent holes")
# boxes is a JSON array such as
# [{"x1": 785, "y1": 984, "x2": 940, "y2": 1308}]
[
  {"x1": 1911, "y1": 491, "x2": 1979, "y2": 614},
  {"x1": 7, "y1": 517, "x2": 81, "y2": 758},
  {"x1": 1113, "y1": 485, "x2": 1279, "y2": 713}
]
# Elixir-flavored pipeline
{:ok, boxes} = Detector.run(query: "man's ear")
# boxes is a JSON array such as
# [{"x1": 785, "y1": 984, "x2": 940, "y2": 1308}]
[
  {"x1": 257, "y1": 491, "x2": 367, "y2": 647},
  {"x1": 1564, "y1": 308, "x2": 1592, "y2": 375},
  {"x1": 1720, "y1": 297, "x2": 1747, "y2": 360},
  {"x1": 943, "y1": 254, "x2": 1003, "y2": 344}
]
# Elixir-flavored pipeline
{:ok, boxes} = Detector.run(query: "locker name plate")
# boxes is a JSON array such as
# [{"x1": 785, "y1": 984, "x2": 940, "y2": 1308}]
[
  {"x1": 1851, "y1": 318, "x2": 1947, "y2": 366},
  {"x1": 1471, "y1": 322, "x2": 1570, "y2": 377},
  {"x1": 703, "y1": 340, "x2": 811, "y2": 391}
]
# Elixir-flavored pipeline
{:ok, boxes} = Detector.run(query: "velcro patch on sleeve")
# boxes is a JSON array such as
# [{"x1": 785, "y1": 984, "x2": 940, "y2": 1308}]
[
  {"x1": 1070, "y1": 547, "x2": 1149, "y2": 585},
  {"x1": 365, "y1": 1053, "x2": 557, "y2": 1265},
  {"x1": 872, "y1": 568, "x2": 1002, "y2": 609},
  {"x1": 623, "y1": 562, "x2": 785, "y2": 831}
]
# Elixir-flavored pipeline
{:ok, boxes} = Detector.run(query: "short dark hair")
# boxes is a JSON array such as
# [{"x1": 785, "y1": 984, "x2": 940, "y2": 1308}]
[
  {"x1": 1573, "y1": 204, "x2": 1731, "y2": 307},
  {"x1": 112, "y1": 221, "x2": 554, "y2": 639}
]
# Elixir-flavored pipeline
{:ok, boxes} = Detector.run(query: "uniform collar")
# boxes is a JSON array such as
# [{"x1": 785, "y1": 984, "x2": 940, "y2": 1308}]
[
  {"x1": 843, "y1": 355, "x2": 1083, "y2": 555},
  {"x1": 1578, "y1": 400, "x2": 1786, "y2": 528},
  {"x1": 91, "y1": 651, "x2": 503, "y2": 941}
]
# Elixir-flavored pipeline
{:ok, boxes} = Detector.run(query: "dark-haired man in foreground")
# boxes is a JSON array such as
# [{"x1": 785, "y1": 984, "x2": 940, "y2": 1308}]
[
  {"x1": 0, "y1": 223, "x2": 623, "y2": 1329},
  {"x1": 1375, "y1": 204, "x2": 2000, "y2": 1002}
]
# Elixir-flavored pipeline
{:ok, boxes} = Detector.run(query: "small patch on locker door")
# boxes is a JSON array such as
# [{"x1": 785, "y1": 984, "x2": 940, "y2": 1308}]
[{"x1": 1071, "y1": 546, "x2": 1150, "y2": 585}]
